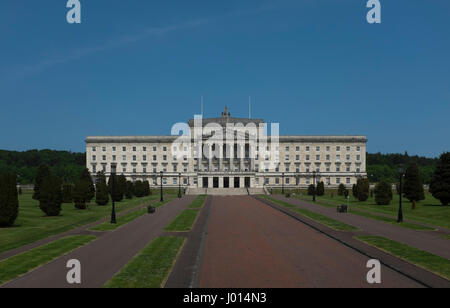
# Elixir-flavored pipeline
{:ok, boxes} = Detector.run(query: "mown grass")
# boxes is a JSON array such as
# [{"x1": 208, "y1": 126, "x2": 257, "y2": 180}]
[
  {"x1": 104, "y1": 236, "x2": 185, "y2": 288},
  {"x1": 188, "y1": 195, "x2": 207, "y2": 209},
  {"x1": 0, "y1": 192, "x2": 157, "y2": 254},
  {"x1": 0, "y1": 235, "x2": 96, "y2": 285},
  {"x1": 164, "y1": 209, "x2": 200, "y2": 232},
  {"x1": 260, "y1": 195, "x2": 358, "y2": 231},
  {"x1": 355, "y1": 235, "x2": 450, "y2": 280},
  {"x1": 293, "y1": 191, "x2": 450, "y2": 229},
  {"x1": 90, "y1": 198, "x2": 174, "y2": 232}
]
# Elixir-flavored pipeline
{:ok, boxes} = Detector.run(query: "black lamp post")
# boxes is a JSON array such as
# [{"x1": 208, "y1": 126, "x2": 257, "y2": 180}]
[
  {"x1": 397, "y1": 164, "x2": 404, "y2": 223},
  {"x1": 110, "y1": 164, "x2": 117, "y2": 224},
  {"x1": 160, "y1": 171, "x2": 164, "y2": 202},
  {"x1": 313, "y1": 170, "x2": 317, "y2": 202},
  {"x1": 178, "y1": 172, "x2": 182, "y2": 198},
  {"x1": 282, "y1": 172, "x2": 285, "y2": 194}
]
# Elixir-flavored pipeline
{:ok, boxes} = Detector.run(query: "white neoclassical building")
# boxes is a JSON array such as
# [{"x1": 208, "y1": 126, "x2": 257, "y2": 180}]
[{"x1": 86, "y1": 108, "x2": 367, "y2": 192}]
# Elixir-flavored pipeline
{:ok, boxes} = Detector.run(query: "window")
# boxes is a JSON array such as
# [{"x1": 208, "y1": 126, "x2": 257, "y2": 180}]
[
  {"x1": 92, "y1": 155, "x2": 96, "y2": 161},
  {"x1": 153, "y1": 146, "x2": 157, "y2": 151},
  {"x1": 316, "y1": 155, "x2": 320, "y2": 161},
  {"x1": 173, "y1": 165, "x2": 177, "y2": 172},
  {"x1": 346, "y1": 165, "x2": 351, "y2": 172},
  {"x1": 356, "y1": 155, "x2": 361, "y2": 161},
  {"x1": 133, "y1": 168, "x2": 136, "y2": 173},
  {"x1": 102, "y1": 155, "x2": 106, "y2": 161},
  {"x1": 336, "y1": 154, "x2": 341, "y2": 162},
  {"x1": 143, "y1": 155, "x2": 147, "y2": 161},
  {"x1": 102, "y1": 147, "x2": 106, "y2": 152},
  {"x1": 346, "y1": 178, "x2": 351, "y2": 184},
  {"x1": 122, "y1": 167, "x2": 126, "y2": 173},
  {"x1": 336, "y1": 178, "x2": 341, "y2": 184},
  {"x1": 143, "y1": 167, "x2": 147, "y2": 173},
  {"x1": 306, "y1": 178, "x2": 310, "y2": 185},
  {"x1": 286, "y1": 178, "x2": 290, "y2": 184},
  {"x1": 173, "y1": 155, "x2": 177, "y2": 161},
  {"x1": 285, "y1": 166, "x2": 290, "y2": 172},
  {"x1": 133, "y1": 147, "x2": 136, "y2": 152},
  {"x1": 92, "y1": 165, "x2": 96, "y2": 173},
  {"x1": 163, "y1": 146, "x2": 167, "y2": 152},
  {"x1": 102, "y1": 165, "x2": 106, "y2": 172},
  {"x1": 296, "y1": 155, "x2": 300, "y2": 161},
  {"x1": 285, "y1": 146, "x2": 289, "y2": 151},
  {"x1": 112, "y1": 147, "x2": 116, "y2": 151},
  {"x1": 133, "y1": 155, "x2": 136, "y2": 161},
  {"x1": 316, "y1": 146, "x2": 320, "y2": 151},
  {"x1": 306, "y1": 146, "x2": 310, "y2": 152},
  {"x1": 163, "y1": 155, "x2": 167, "y2": 161},
  {"x1": 326, "y1": 155, "x2": 330, "y2": 161},
  {"x1": 92, "y1": 147, "x2": 96, "y2": 152},
  {"x1": 143, "y1": 147, "x2": 147, "y2": 151},
  {"x1": 326, "y1": 165, "x2": 330, "y2": 172},
  {"x1": 153, "y1": 155, "x2": 157, "y2": 161},
  {"x1": 346, "y1": 154, "x2": 350, "y2": 161},
  {"x1": 112, "y1": 155, "x2": 116, "y2": 161},
  {"x1": 296, "y1": 146, "x2": 300, "y2": 151},
  {"x1": 336, "y1": 146, "x2": 341, "y2": 151},
  {"x1": 122, "y1": 155, "x2": 126, "y2": 161},
  {"x1": 336, "y1": 166, "x2": 341, "y2": 172},
  {"x1": 153, "y1": 167, "x2": 157, "y2": 173},
  {"x1": 275, "y1": 178, "x2": 280, "y2": 184},
  {"x1": 285, "y1": 155, "x2": 290, "y2": 161},
  {"x1": 326, "y1": 146, "x2": 330, "y2": 151},
  {"x1": 346, "y1": 146, "x2": 351, "y2": 152},
  {"x1": 306, "y1": 155, "x2": 310, "y2": 161},
  {"x1": 122, "y1": 147, "x2": 126, "y2": 151},
  {"x1": 357, "y1": 146, "x2": 361, "y2": 152},
  {"x1": 173, "y1": 178, "x2": 177, "y2": 185}
]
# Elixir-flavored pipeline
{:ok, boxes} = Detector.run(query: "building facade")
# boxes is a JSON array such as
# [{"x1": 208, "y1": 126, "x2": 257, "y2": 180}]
[{"x1": 86, "y1": 108, "x2": 367, "y2": 190}]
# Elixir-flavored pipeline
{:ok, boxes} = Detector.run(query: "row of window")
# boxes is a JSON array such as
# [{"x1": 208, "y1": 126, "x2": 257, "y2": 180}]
[{"x1": 91, "y1": 145, "x2": 362, "y2": 153}]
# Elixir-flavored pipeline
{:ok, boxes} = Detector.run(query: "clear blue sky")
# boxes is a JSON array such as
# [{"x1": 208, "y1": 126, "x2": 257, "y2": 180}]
[{"x1": 0, "y1": 0, "x2": 449, "y2": 157}]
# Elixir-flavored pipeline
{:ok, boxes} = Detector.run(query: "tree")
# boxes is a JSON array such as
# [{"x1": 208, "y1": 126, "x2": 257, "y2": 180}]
[
  {"x1": 95, "y1": 172, "x2": 109, "y2": 206},
  {"x1": 356, "y1": 178, "x2": 370, "y2": 202},
  {"x1": 352, "y1": 184, "x2": 358, "y2": 199},
  {"x1": 429, "y1": 152, "x2": 450, "y2": 206},
  {"x1": 337, "y1": 184, "x2": 346, "y2": 196},
  {"x1": 307, "y1": 184, "x2": 316, "y2": 196},
  {"x1": 374, "y1": 181, "x2": 393, "y2": 205},
  {"x1": 62, "y1": 183, "x2": 73, "y2": 203},
  {"x1": 118, "y1": 175, "x2": 127, "y2": 199},
  {"x1": 143, "y1": 180, "x2": 150, "y2": 196},
  {"x1": 403, "y1": 163, "x2": 425, "y2": 210},
  {"x1": 0, "y1": 173, "x2": 19, "y2": 227},
  {"x1": 33, "y1": 164, "x2": 50, "y2": 200},
  {"x1": 39, "y1": 174, "x2": 62, "y2": 216},
  {"x1": 79, "y1": 168, "x2": 95, "y2": 202},
  {"x1": 73, "y1": 180, "x2": 88, "y2": 210},
  {"x1": 316, "y1": 181, "x2": 325, "y2": 196},
  {"x1": 134, "y1": 180, "x2": 144, "y2": 197},
  {"x1": 108, "y1": 174, "x2": 123, "y2": 202},
  {"x1": 125, "y1": 181, "x2": 134, "y2": 199}
]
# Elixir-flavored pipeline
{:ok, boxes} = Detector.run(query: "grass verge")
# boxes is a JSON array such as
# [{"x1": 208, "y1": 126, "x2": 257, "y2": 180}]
[
  {"x1": 188, "y1": 195, "x2": 207, "y2": 209},
  {"x1": 90, "y1": 198, "x2": 173, "y2": 232},
  {"x1": 355, "y1": 235, "x2": 450, "y2": 280},
  {"x1": 0, "y1": 235, "x2": 96, "y2": 285},
  {"x1": 260, "y1": 195, "x2": 358, "y2": 231},
  {"x1": 164, "y1": 209, "x2": 200, "y2": 232},
  {"x1": 104, "y1": 236, "x2": 185, "y2": 288}
]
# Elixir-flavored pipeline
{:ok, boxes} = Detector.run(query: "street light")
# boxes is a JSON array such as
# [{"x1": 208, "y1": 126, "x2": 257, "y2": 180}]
[
  {"x1": 160, "y1": 171, "x2": 164, "y2": 202},
  {"x1": 282, "y1": 172, "x2": 285, "y2": 194},
  {"x1": 110, "y1": 164, "x2": 117, "y2": 224},
  {"x1": 397, "y1": 164, "x2": 404, "y2": 223},
  {"x1": 313, "y1": 170, "x2": 317, "y2": 202},
  {"x1": 178, "y1": 172, "x2": 182, "y2": 198}
]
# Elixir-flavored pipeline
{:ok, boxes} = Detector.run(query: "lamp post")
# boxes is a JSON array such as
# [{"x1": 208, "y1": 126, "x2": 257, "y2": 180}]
[
  {"x1": 313, "y1": 170, "x2": 317, "y2": 202},
  {"x1": 178, "y1": 172, "x2": 182, "y2": 198},
  {"x1": 397, "y1": 164, "x2": 404, "y2": 223},
  {"x1": 282, "y1": 172, "x2": 285, "y2": 194},
  {"x1": 110, "y1": 164, "x2": 117, "y2": 224},
  {"x1": 160, "y1": 171, "x2": 164, "y2": 202}
]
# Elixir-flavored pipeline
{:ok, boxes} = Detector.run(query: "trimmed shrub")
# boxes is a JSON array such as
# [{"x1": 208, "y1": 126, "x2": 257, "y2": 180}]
[
  {"x1": 374, "y1": 181, "x2": 393, "y2": 205},
  {"x1": 337, "y1": 184, "x2": 346, "y2": 196},
  {"x1": 62, "y1": 183, "x2": 73, "y2": 203},
  {"x1": 108, "y1": 175, "x2": 123, "y2": 202},
  {"x1": 403, "y1": 163, "x2": 425, "y2": 209},
  {"x1": 352, "y1": 184, "x2": 358, "y2": 199},
  {"x1": 356, "y1": 178, "x2": 370, "y2": 202},
  {"x1": 0, "y1": 173, "x2": 19, "y2": 227},
  {"x1": 143, "y1": 180, "x2": 150, "y2": 196},
  {"x1": 125, "y1": 181, "x2": 134, "y2": 199},
  {"x1": 316, "y1": 182, "x2": 325, "y2": 196},
  {"x1": 79, "y1": 168, "x2": 95, "y2": 202},
  {"x1": 33, "y1": 164, "x2": 50, "y2": 201},
  {"x1": 95, "y1": 172, "x2": 109, "y2": 206},
  {"x1": 73, "y1": 180, "x2": 88, "y2": 210},
  {"x1": 134, "y1": 180, "x2": 144, "y2": 198},
  {"x1": 429, "y1": 152, "x2": 450, "y2": 206},
  {"x1": 307, "y1": 184, "x2": 316, "y2": 196},
  {"x1": 39, "y1": 174, "x2": 62, "y2": 216}
]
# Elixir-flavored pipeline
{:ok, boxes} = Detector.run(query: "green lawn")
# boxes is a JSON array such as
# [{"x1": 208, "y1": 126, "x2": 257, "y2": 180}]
[
  {"x1": 188, "y1": 195, "x2": 207, "y2": 209},
  {"x1": 260, "y1": 195, "x2": 358, "y2": 231},
  {"x1": 0, "y1": 192, "x2": 157, "y2": 254},
  {"x1": 91, "y1": 198, "x2": 174, "y2": 232},
  {"x1": 293, "y1": 191, "x2": 450, "y2": 229},
  {"x1": 0, "y1": 235, "x2": 96, "y2": 285},
  {"x1": 164, "y1": 209, "x2": 200, "y2": 232},
  {"x1": 355, "y1": 235, "x2": 450, "y2": 280},
  {"x1": 104, "y1": 236, "x2": 185, "y2": 288}
]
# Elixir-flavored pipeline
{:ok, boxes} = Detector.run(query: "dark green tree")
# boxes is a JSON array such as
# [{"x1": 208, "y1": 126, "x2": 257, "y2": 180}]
[
  {"x1": 429, "y1": 152, "x2": 450, "y2": 206},
  {"x1": 337, "y1": 184, "x2": 346, "y2": 196},
  {"x1": 95, "y1": 172, "x2": 109, "y2": 206},
  {"x1": 73, "y1": 180, "x2": 88, "y2": 210},
  {"x1": 118, "y1": 175, "x2": 127, "y2": 199},
  {"x1": 352, "y1": 184, "x2": 358, "y2": 199},
  {"x1": 108, "y1": 174, "x2": 123, "y2": 202},
  {"x1": 125, "y1": 181, "x2": 134, "y2": 199},
  {"x1": 62, "y1": 183, "x2": 73, "y2": 203},
  {"x1": 0, "y1": 173, "x2": 19, "y2": 227},
  {"x1": 316, "y1": 181, "x2": 325, "y2": 196},
  {"x1": 33, "y1": 164, "x2": 50, "y2": 200},
  {"x1": 39, "y1": 174, "x2": 62, "y2": 216},
  {"x1": 374, "y1": 181, "x2": 393, "y2": 205},
  {"x1": 143, "y1": 180, "x2": 150, "y2": 196},
  {"x1": 307, "y1": 184, "x2": 316, "y2": 196},
  {"x1": 134, "y1": 180, "x2": 144, "y2": 197},
  {"x1": 79, "y1": 168, "x2": 95, "y2": 202},
  {"x1": 356, "y1": 178, "x2": 370, "y2": 202},
  {"x1": 403, "y1": 163, "x2": 425, "y2": 210}
]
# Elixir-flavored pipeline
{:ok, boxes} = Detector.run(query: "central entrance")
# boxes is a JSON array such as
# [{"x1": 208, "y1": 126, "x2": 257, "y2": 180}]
[
  {"x1": 245, "y1": 177, "x2": 250, "y2": 188},
  {"x1": 213, "y1": 177, "x2": 219, "y2": 188},
  {"x1": 202, "y1": 177, "x2": 208, "y2": 188},
  {"x1": 224, "y1": 177, "x2": 230, "y2": 188},
  {"x1": 234, "y1": 177, "x2": 240, "y2": 188}
]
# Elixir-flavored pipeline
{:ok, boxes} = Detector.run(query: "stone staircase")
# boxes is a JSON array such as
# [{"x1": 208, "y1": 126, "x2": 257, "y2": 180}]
[{"x1": 186, "y1": 187, "x2": 266, "y2": 196}]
